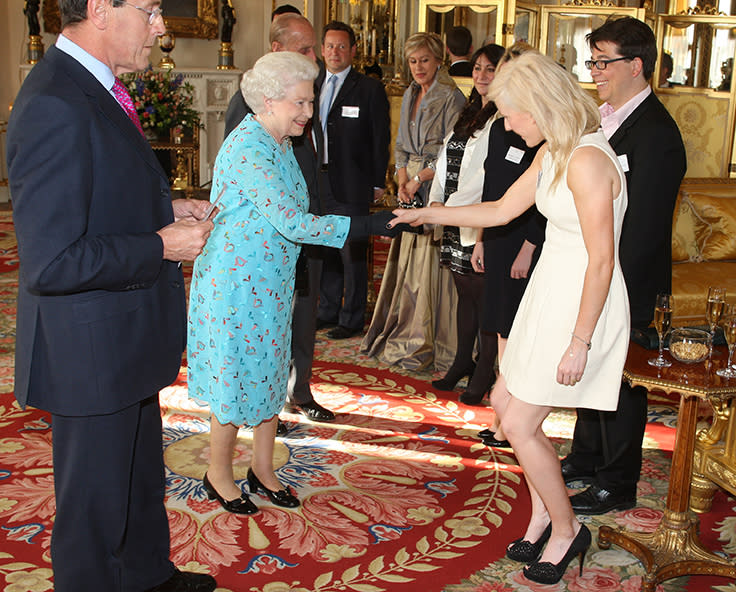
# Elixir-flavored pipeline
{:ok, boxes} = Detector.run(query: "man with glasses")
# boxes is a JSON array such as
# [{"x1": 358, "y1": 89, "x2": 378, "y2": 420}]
[
  {"x1": 561, "y1": 16, "x2": 686, "y2": 515},
  {"x1": 7, "y1": 0, "x2": 216, "y2": 590},
  {"x1": 316, "y1": 21, "x2": 390, "y2": 340}
]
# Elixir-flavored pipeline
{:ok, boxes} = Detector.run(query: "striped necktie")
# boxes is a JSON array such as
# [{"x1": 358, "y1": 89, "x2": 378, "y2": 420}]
[{"x1": 112, "y1": 77, "x2": 145, "y2": 137}]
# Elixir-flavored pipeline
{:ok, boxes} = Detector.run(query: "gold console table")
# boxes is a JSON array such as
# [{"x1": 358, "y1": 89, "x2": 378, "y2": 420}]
[
  {"x1": 150, "y1": 127, "x2": 200, "y2": 196},
  {"x1": 598, "y1": 342, "x2": 736, "y2": 591},
  {"x1": 691, "y1": 389, "x2": 736, "y2": 513}
]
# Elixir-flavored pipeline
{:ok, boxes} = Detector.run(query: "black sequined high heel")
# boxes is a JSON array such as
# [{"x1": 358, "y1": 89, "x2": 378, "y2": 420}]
[
  {"x1": 506, "y1": 523, "x2": 552, "y2": 562},
  {"x1": 523, "y1": 524, "x2": 591, "y2": 585},
  {"x1": 247, "y1": 468, "x2": 300, "y2": 508}
]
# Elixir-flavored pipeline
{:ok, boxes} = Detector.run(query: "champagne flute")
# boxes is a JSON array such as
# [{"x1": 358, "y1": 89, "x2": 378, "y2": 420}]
[
  {"x1": 649, "y1": 293, "x2": 673, "y2": 367},
  {"x1": 716, "y1": 304, "x2": 736, "y2": 378},
  {"x1": 706, "y1": 286, "x2": 726, "y2": 356}
]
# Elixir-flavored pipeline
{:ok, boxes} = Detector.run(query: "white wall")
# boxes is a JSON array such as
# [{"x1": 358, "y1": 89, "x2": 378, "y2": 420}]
[{"x1": 0, "y1": 0, "x2": 284, "y2": 117}]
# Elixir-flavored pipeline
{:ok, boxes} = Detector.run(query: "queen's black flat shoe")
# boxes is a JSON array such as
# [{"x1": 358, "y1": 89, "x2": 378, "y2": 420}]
[
  {"x1": 482, "y1": 432, "x2": 511, "y2": 448},
  {"x1": 477, "y1": 428, "x2": 494, "y2": 439},
  {"x1": 247, "y1": 468, "x2": 300, "y2": 508},
  {"x1": 522, "y1": 524, "x2": 591, "y2": 585},
  {"x1": 506, "y1": 523, "x2": 552, "y2": 562},
  {"x1": 203, "y1": 473, "x2": 258, "y2": 514}
]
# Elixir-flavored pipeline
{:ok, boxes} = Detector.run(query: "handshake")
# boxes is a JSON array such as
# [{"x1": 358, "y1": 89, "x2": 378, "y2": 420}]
[{"x1": 347, "y1": 210, "x2": 422, "y2": 240}]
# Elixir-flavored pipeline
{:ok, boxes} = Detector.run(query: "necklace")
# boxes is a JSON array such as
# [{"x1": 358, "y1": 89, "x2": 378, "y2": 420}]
[{"x1": 255, "y1": 113, "x2": 284, "y2": 146}]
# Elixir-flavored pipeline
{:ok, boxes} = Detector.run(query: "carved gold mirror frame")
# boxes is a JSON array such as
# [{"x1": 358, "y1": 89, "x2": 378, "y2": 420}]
[{"x1": 42, "y1": 0, "x2": 218, "y2": 39}]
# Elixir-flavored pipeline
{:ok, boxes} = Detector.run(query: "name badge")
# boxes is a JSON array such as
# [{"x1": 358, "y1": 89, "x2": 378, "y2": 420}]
[
  {"x1": 342, "y1": 106, "x2": 360, "y2": 118},
  {"x1": 618, "y1": 154, "x2": 630, "y2": 172},
  {"x1": 505, "y1": 146, "x2": 524, "y2": 164}
]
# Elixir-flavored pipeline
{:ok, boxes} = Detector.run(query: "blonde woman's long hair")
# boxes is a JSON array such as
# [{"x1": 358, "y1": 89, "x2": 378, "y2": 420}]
[{"x1": 488, "y1": 52, "x2": 601, "y2": 187}]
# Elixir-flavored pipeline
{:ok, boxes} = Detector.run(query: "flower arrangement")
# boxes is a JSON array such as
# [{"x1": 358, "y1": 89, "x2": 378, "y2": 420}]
[{"x1": 120, "y1": 67, "x2": 201, "y2": 137}]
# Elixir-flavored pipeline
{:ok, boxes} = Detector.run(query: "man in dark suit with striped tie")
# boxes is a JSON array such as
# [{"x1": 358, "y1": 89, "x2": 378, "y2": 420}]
[{"x1": 7, "y1": 0, "x2": 215, "y2": 590}]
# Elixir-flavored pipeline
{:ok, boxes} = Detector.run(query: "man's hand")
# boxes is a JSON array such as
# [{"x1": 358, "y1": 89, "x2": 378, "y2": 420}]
[
  {"x1": 172, "y1": 198, "x2": 212, "y2": 222},
  {"x1": 157, "y1": 218, "x2": 213, "y2": 262}
]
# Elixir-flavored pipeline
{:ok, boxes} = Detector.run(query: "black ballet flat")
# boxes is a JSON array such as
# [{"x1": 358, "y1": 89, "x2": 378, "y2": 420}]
[
  {"x1": 481, "y1": 431, "x2": 512, "y2": 448},
  {"x1": 477, "y1": 428, "x2": 494, "y2": 439},
  {"x1": 431, "y1": 363, "x2": 476, "y2": 391},
  {"x1": 202, "y1": 473, "x2": 258, "y2": 515},
  {"x1": 506, "y1": 523, "x2": 552, "y2": 562},
  {"x1": 247, "y1": 468, "x2": 300, "y2": 508},
  {"x1": 522, "y1": 524, "x2": 591, "y2": 585}
]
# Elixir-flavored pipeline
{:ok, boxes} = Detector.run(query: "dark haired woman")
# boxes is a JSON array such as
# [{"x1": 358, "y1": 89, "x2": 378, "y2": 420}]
[{"x1": 428, "y1": 44, "x2": 506, "y2": 394}]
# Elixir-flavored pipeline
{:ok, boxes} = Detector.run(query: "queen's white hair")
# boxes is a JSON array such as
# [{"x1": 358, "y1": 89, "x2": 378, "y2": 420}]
[{"x1": 240, "y1": 52, "x2": 318, "y2": 114}]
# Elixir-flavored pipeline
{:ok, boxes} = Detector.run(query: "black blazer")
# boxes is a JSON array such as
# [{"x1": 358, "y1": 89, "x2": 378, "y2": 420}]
[
  {"x1": 609, "y1": 92, "x2": 686, "y2": 328},
  {"x1": 7, "y1": 46, "x2": 186, "y2": 415},
  {"x1": 314, "y1": 68, "x2": 390, "y2": 215},
  {"x1": 449, "y1": 61, "x2": 473, "y2": 77}
]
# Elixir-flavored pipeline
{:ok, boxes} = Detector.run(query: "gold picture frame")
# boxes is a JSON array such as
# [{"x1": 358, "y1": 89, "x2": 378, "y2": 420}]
[{"x1": 42, "y1": 0, "x2": 218, "y2": 39}]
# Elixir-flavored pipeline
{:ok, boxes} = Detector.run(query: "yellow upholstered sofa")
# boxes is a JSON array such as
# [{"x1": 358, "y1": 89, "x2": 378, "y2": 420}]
[{"x1": 671, "y1": 178, "x2": 736, "y2": 324}]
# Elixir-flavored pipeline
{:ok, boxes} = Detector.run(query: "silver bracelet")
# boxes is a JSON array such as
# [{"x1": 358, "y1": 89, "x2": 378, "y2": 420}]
[{"x1": 571, "y1": 332, "x2": 592, "y2": 350}]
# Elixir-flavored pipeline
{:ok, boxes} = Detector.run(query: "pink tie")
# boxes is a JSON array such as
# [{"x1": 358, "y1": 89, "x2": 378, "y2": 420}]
[{"x1": 112, "y1": 77, "x2": 145, "y2": 137}]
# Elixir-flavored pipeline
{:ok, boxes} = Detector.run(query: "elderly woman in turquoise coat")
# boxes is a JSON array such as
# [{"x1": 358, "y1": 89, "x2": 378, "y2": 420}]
[{"x1": 188, "y1": 52, "x2": 372, "y2": 513}]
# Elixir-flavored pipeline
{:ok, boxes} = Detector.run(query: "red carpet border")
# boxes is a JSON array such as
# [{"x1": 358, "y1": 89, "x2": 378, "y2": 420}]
[{"x1": 0, "y1": 210, "x2": 734, "y2": 591}]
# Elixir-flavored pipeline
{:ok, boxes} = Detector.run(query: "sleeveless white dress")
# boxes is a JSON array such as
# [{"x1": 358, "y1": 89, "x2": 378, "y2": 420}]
[{"x1": 500, "y1": 131, "x2": 630, "y2": 411}]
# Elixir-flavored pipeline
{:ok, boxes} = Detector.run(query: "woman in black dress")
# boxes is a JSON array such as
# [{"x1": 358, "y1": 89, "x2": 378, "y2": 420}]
[{"x1": 463, "y1": 44, "x2": 546, "y2": 449}]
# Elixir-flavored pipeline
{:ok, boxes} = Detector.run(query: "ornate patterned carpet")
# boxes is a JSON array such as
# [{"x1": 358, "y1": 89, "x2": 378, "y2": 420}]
[{"x1": 0, "y1": 212, "x2": 735, "y2": 592}]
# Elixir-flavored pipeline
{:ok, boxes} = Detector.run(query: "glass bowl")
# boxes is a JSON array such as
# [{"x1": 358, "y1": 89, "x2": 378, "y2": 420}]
[{"x1": 668, "y1": 328, "x2": 711, "y2": 364}]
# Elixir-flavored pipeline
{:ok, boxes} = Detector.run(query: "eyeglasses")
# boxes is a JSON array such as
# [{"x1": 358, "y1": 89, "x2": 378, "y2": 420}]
[
  {"x1": 584, "y1": 56, "x2": 634, "y2": 70},
  {"x1": 119, "y1": 1, "x2": 163, "y2": 25}
]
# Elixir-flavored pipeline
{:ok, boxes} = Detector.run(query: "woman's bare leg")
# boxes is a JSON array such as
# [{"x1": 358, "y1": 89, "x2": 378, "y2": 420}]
[
  {"x1": 501, "y1": 395, "x2": 580, "y2": 565},
  {"x1": 490, "y1": 335, "x2": 509, "y2": 438},
  {"x1": 207, "y1": 414, "x2": 242, "y2": 500}
]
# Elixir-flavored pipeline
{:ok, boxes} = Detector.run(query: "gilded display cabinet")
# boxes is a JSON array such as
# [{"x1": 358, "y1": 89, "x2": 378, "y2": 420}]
[{"x1": 655, "y1": 12, "x2": 736, "y2": 177}]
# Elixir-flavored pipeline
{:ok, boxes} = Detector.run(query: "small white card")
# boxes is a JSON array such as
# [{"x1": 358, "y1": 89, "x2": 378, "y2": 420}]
[
  {"x1": 618, "y1": 154, "x2": 630, "y2": 172},
  {"x1": 505, "y1": 146, "x2": 524, "y2": 164},
  {"x1": 342, "y1": 106, "x2": 360, "y2": 118}
]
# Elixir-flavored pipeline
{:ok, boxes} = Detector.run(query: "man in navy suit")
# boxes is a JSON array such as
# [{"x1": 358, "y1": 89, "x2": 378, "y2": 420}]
[
  {"x1": 7, "y1": 0, "x2": 215, "y2": 590},
  {"x1": 315, "y1": 21, "x2": 390, "y2": 339},
  {"x1": 562, "y1": 16, "x2": 686, "y2": 515}
]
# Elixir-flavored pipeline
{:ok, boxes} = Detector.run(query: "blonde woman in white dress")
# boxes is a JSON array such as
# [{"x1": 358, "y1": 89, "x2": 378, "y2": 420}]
[{"x1": 389, "y1": 51, "x2": 630, "y2": 585}]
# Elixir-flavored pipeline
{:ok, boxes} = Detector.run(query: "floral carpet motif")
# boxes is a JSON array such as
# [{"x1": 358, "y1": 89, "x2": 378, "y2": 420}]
[{"x1": 0, "y1": 211, "x2": 734, "y2": 591}]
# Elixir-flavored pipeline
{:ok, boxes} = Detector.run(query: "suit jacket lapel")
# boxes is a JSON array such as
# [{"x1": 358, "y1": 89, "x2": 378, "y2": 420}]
[
  {"x1": 330, "y1": 68, "x2": 359, "y2": 115},
  {"x1": 50, "y1": 47, "x2": 167, "y2": 181},
  {"x1": 608, "y1": 92, "x2": 654, "y2": 150}
]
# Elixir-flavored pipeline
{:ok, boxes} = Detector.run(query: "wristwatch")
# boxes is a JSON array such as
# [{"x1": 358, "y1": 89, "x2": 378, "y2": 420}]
[{"x1": 413, "y1": 174, "x2": 422, "y2": 183}]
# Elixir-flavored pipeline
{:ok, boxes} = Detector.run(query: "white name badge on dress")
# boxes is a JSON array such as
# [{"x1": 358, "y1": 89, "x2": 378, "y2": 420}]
[
  {"x1": 505, "y1": 146, "x2": 525, "y2": 164},
  {"x1": 618, "y1": 154, "x2": 630, "y2": 172},
  {"x1": 342, "y1": 106, "x2": 360, "y2": 118}
]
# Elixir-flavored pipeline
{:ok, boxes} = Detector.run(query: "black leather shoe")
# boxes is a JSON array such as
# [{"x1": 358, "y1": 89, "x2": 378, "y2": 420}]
[
  {"x1": 202, "y1": 473, "x2": 258, "y2": 515},
  {"x1": 477, "y1": 428, "x2": 494, "y2": 439},
  {"x1": 459, "y1": 390, "x2": 487, "y2": 405},
  {"x1": 276, "y1": 419, "x2": 288, "y2": 436},
  {"x1": 293, "y1": 400, "x2": 335, "y2": 422},
  {"x1": 247, "y1": 468, "x2": 300, "y2": 508},
  {"x1": 316, "y1": 318, "x2": 337, "y2": 330},
  {"x1": 481, "y1": 432, "x2": 512, "y2": 448},
  {"x1": 145, "y1": 569, "x2": 216, "y2": 592},
  {"x1": 570, "y1": 484, "x2": 636, "y2": 515},
  {"x1": 327, "y1": 325, "x2": 362, "y2": 339},
  {"x1": 560, "y1": 456, "x2": 595, "y2": 485},
  {"x1": 431, "y1": 364, "x2": 476, "y2": 392}
]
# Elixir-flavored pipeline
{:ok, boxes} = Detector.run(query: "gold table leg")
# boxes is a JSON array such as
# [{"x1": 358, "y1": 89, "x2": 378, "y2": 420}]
[{"x1": 597, "y1": 393, "x2": 736, "y2": 591}]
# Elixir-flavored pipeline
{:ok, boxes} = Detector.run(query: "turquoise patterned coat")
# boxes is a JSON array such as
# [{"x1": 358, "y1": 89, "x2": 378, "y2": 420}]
[{"x1": 188, "y1": 115, "x2": 350, "y2": 426}]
